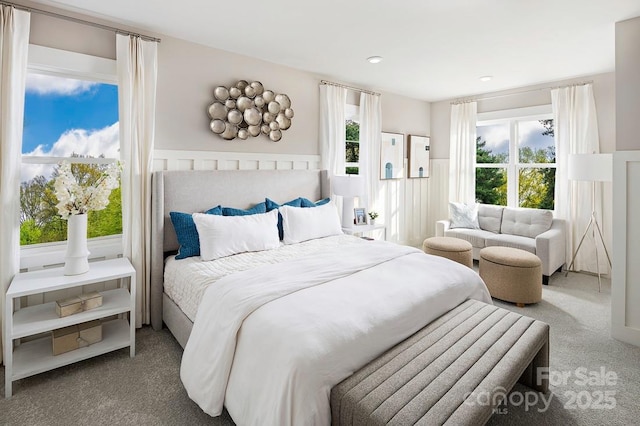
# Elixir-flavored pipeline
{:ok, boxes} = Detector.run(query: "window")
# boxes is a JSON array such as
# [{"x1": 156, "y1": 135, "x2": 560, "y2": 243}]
[
  {"x1": 345, "y1": 120, "x2": 360, "y2": 174},
  {"x1": 345, "y1": 105, "x2": 360, "y2": 174},
  {"x1": 20, "y1": 45, "x2": 120, "y2": 247},
  {"x1": 475, "y1": 106, "x2": 555, "y2": 210}
]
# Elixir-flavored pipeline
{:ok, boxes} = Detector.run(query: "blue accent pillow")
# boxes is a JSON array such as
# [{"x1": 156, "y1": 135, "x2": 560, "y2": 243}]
[
  {"x1": 300, "y1": 197, "x2": 331, "y2": 207},
  {"x1": 221, "y1": 202, "x2": 266, "y2": 216},
  {"x1": 170, "y1": 205, "x2": 222, "y2": 259},
  {"x1": 265, "y1": 197, "x2": 303, "y2": 240}
]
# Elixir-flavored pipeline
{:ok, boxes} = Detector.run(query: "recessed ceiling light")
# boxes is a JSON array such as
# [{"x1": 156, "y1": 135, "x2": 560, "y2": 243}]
[
  {"x1": 367, "y1": 56, "x2": 383, "y2": 64},
  {"x1": 479, "y1": 75, "x2": 493, "y2": 82}
]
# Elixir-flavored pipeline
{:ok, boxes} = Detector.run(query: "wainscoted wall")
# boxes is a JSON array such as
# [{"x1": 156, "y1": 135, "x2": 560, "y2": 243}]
[
  {"x1": 375, "y1": 159, "x2": 448, "y2": 247},
  {"x1": 153, "y1": 150, "x2": 449, "y2": 248},
  {"x1": 152, "y1": 150, "x2": 321, "y2": 172},
  {"x1": 612, "y1": 151, "x2": 640, "y2": 346},
  {"x1": 425, "y1": 159, "x2": 450, "y2": 240}
]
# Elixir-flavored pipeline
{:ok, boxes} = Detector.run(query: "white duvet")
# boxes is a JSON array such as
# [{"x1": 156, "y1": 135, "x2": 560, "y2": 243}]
[{"x1": 180, "y1": 239, "x2": 491, "y2": 426}]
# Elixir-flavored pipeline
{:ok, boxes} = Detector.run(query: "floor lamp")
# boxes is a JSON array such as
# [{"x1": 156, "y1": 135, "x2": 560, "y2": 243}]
[
  {"x1": 565, "y1": 153, "x2": 612, "y2": 291},
  {"x1": 332, "y1": 175, "x2": 365, "y2": 228}
]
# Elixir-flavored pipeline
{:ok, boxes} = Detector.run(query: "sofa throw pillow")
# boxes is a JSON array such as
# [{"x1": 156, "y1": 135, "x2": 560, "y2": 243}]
[
  {"x1": 449, "y1": 202, "x2": 480, "y2": 229},
  {"x1": 193, "y1": 209, "x2": 280, "y2": 261},
  {"x1": 170, "y1": 205, "x2": 223, "y2": 259}
]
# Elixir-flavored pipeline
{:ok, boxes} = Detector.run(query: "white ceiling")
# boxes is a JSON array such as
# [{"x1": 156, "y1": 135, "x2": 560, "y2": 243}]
[{"x1": 34, "y1": 0, "x2": 640, "y2": 102}]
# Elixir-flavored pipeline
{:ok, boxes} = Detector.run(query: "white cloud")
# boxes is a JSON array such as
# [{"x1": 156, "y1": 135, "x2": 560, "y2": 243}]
[
  {"x1": 26, "y1": 73, "x2": 97, "y2": 96},
  {"x1": 518, "y1": 121, "x2": 542, "y2": 143},
  {"x1": 477, "y1": 123, "x2": 509, "y2": 151},
  {"x1": 22, "y1": 122, "x2": 119, "y2": 182}
]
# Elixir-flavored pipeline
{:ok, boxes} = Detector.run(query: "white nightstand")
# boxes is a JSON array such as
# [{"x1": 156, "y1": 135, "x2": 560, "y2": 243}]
[
  {"x1": 342, "y1": 223, "x2": 387, "y2": 241},
  {"x1": 3, "y1": 257, "x2": 136, "y2": 398}
]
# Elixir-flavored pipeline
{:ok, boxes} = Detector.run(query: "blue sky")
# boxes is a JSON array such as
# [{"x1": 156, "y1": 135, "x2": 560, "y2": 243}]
[
  {"x1": 23, "y1": 77, "x2": 118, "y2": 153},
  {"x1": 477, "y1": 120, "x2": 554, "y2": 159},
  {"x1": 21, "y1": 74, "x2": 119, "y2": 181}
]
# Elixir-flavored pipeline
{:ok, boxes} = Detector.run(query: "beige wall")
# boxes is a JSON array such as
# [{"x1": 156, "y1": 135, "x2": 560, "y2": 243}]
[
  {"x1": 381, "y1": 92, "x2": 431, "y2": 147},
  {"x1": 155, "y1": 36, "x2": 321, "y2": 155},
  {"x1": 430, "y1": 72, "x2": 616, "y2": 158},
  {"x1": 22, "y1": 0, "x2": 116, "y2": 59},
  {"x1": 616, "y1": 17, "x2": 640, "y2": 151}
]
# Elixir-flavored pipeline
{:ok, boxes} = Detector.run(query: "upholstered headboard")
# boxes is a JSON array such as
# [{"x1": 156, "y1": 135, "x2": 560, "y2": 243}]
[{"x1": 150, "y1": 169, "x2": 330, "y2": 329}]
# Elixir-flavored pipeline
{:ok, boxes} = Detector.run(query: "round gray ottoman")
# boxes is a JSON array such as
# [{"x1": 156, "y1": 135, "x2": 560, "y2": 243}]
[
  {"x1": 479, "y1": 246, "x2": 542, "y2": 307},
  {"x1": 422, "y1": 236, "x2": 473, "y2": 268}
]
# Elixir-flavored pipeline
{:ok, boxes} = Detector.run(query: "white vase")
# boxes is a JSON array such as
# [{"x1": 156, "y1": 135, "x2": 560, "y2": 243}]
[
  {"x1": 64, "y1": 213, "x2": 90, "y2": 275},
  {"x1": 369, "y1": 219, "x2": 376, "y2": 226}
]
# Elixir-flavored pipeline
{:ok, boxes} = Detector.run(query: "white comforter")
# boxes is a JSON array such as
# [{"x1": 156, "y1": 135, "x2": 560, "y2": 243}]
[{"x1": 180, "y1": 240, "x2": 491, "y2": 426}]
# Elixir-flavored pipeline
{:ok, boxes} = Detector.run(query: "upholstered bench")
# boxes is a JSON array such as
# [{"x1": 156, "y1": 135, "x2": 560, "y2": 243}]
[
  {"x1": 479, "y1": 246, "x2": 543, "y2": 307},
  {"x1": 422, "y1": 236, "x2": 473, "y2": 268},
  {"x1": 331, "y1": 299, "x2": 549, "y2": 426}
]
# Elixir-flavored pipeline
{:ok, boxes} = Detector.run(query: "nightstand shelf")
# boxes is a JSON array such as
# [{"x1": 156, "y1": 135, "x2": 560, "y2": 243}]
[
  {"x1": 4, "y1": 257, "x2": 136, "y2": 398},
  {"x1": 12, "y1": 288, "x2": 130, "y2": 338},
  {"x1": 342, "y1": 223, "x2": 387, "y2": 240},
  {"x1": 12, "y1": 319, "x2": 130, "y2": 381}
]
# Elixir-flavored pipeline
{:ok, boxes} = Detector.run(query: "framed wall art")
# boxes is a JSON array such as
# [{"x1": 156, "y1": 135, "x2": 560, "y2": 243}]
[
  {"x1": 408, "y1": 135, "x2": 430, "y2": 178},
  {"x1": 354, "y1": 207, "x2": 367, "y2": 226},
  {"x1": 380, "y1": 132, "x2": 404, "y2": 179}
]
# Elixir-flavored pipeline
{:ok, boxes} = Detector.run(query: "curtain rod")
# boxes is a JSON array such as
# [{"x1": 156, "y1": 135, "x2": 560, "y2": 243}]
[
  {"x1": 1, "y1": 1, "x2": 161, "y2": 43},
  {"x1": 320, "y1": 80, "x2": 380, "y2": 97},
  {"x1": 451, "y1": 80, "x2": 593, "y2": 105}
]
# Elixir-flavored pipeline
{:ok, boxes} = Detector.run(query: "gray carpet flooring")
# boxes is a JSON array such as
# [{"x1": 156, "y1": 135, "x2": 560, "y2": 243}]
[{"x1": 2, "y1": 271, "x2": 639, "y2": 425}]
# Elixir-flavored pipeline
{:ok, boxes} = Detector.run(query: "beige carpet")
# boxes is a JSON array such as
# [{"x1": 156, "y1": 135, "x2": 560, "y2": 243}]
[{"x1": 1, "y1": 271, "x2": 639, "y2": 425}]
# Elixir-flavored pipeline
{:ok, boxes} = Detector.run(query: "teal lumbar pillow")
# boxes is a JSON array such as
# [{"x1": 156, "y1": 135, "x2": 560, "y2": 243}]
[{"x1": 170, "y1": 205, "x2": 222, "y2": 259}]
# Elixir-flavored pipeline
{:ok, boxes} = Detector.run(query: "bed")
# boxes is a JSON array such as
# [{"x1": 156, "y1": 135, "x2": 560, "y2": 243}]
[{"x1": 150, "y1": 169, "x2": 492, "y2": 425}]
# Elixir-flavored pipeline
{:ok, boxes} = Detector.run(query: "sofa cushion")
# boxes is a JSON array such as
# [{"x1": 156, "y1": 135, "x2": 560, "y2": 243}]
[
  {"x1": 500, "y1": 207, "x2": 553, "y2": 238},
  {"x1": 478, "y1": 204, "x2": 504, "y2": 233},
  {"x1": 444, "y1": 228, "x2": 496, "y2": 249},
  {"x1": 485, "y1": 233, "x2": 537, "y2": 254},
  {"x1": 448, "y1": 202, "x2": 479, "y2": 229}
]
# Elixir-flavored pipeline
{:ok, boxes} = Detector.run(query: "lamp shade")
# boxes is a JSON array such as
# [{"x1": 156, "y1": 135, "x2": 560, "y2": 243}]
[
  {"x1": 567, "y1": 153, "x2": 612, "y2": 182},
  {"x1": 332, "y1": 175, "x2": 365, "y2": 197}
]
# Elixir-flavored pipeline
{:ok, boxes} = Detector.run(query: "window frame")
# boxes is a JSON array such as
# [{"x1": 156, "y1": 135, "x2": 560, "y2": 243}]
[
  {"x1": 20, "y1": 45, "x2": 121, "y2": 267},
  {"x1": 475, "y1": 105, "x2": 556, "y2": 210}
]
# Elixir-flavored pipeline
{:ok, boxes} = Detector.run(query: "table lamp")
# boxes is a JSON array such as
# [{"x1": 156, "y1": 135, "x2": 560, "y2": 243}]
[{"x1": 331, "y1": 175, "x2": 365, "y2": 228}]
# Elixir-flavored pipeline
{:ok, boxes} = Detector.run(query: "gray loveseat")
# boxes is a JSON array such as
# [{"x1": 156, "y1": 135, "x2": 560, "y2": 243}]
[{"x1": 436, "y1": 204, "x2": 566, "y2": 284}]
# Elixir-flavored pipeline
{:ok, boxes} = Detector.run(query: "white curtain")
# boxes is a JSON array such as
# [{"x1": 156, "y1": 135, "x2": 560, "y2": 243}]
[
  {"x1": 117, "y1": 34, "x2": 158, "y2": 327},
  {"x1": 449, "y1": 101, "x2": 477, "y2": 204},
  {"x1": 358, "y1": 92, "x2": 382, "y2": 213},
  {"x1": 0, "y1": 6, "x2": 30, "y2": 365},
  {"x1": 319, "y1": 84, "x2": 347, "y2": 175},
  {"x1": 552, "y1": 84, "x2": 601, "y2": 273}
]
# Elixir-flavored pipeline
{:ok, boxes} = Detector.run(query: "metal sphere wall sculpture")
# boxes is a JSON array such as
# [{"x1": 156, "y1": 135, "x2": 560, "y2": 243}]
[{"x1": 207, "y1": 80, "x2": 294, "y2": 142}]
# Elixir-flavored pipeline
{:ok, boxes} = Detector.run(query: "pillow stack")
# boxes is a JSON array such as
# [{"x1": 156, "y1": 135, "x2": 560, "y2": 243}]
[{"x1": 170, "y1": 196, "x2": 341, "y2": 261}]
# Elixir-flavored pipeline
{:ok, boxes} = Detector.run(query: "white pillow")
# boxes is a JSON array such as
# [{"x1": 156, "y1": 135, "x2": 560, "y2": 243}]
[
  {"x1": 280, "y1": 202, "x2": 342, "y2": 244},
  {"x1": 192, "y1": 209, "x2": 280, "y2": 261},
  {"x1": 449, "y1": 202, "x2": 480, "y2": 229}
]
